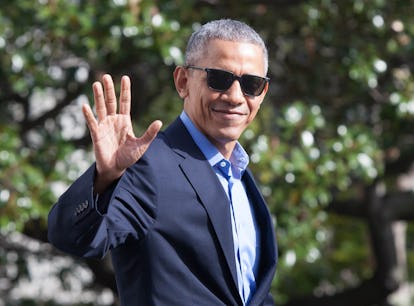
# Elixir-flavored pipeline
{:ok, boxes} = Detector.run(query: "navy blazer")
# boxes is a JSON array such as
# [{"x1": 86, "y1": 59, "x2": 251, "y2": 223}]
[{"x1": 48, "y1": 117, "x2": 277, "y2": 306}]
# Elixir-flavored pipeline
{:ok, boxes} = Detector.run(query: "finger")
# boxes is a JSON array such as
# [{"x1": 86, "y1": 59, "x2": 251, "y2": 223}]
[
  {"x1": 119, "y1": 75, "x2": 131, "y2": 115},
  {"x1": 102, "y1": 74, "x2": 117, "y2": 115},
  {"x1": 82, "y1": 103, "x2": 98, "y2": 138},
  {"x1": 92, "y1": 81, "x2": 106, "y2": 122}
]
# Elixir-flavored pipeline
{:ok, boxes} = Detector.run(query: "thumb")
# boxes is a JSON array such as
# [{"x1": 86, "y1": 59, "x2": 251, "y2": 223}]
[{"x1": 139, "y1": 120, "x2": 163, "y2": 145}]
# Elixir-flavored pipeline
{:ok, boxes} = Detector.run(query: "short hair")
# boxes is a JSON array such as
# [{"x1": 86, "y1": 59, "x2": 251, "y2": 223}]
[{"x1": 185, "y1": 19, "x2": 268, "y2": 74}]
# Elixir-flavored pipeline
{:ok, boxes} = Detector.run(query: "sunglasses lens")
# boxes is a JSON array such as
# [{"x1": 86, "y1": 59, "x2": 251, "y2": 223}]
[
  {"x1": 242, "y1": 75, "x2": 267, "y2": 96},
  {"x1": 204, "y1": 68, "x2": 267, "y2": 96},
  {"x1": 206, "y1": 69, "x2": 234, "y2": 91}
]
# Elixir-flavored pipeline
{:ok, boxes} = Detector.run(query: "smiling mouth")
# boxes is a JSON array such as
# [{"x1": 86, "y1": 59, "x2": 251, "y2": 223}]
[{"x1": 212, "y1": 108, "x2": 247, "y2": 116}]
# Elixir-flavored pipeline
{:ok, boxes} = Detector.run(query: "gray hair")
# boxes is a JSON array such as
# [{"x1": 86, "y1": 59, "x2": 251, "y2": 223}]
[{"x1": 185, "y1": 19, "x2": 268, "y2": 74}]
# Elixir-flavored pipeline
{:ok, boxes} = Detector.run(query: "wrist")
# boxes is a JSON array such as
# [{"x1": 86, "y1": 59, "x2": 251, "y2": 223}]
[{"x1": 93, "y1": 167, "x2": 124, "y2": 194}]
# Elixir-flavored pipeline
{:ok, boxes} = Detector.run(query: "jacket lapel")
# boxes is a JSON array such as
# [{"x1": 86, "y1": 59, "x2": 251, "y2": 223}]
[
  {"x1": 163, "y1": 118, "x2": 240, "y2": 295},
  {"x1": 242, "y1": 169, "x2": 278, "y2": 306},
  {"x1": 180, "y1": 159, "x2": 240, "y2": 288}
]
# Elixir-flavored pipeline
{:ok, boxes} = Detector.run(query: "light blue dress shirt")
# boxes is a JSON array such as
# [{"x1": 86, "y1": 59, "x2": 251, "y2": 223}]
[{"x1": 180, "y1": 111, "x2": 261, "y2": 304}]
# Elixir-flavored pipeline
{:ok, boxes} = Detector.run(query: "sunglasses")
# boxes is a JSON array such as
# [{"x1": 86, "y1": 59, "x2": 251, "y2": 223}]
[{"x1": 186, "y1": 66, "x2": 269, "y2": 97}]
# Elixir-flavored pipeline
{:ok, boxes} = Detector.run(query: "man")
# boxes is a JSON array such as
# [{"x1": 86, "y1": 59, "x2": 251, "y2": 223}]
[{"x1": 48, "y1": 19, "x2": 277, "y2": 306}]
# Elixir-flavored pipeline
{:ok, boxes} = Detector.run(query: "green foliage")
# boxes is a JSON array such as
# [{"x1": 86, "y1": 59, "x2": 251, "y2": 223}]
[
  {"x1": 407, "y1": 223, "x2": 414, "y2": 281},
  {"x1": 243, "y1": 99, "x2": 383, "y2": 301},
  {"x1": 1, "y1": 0, "x2": 414, "y2": 304},
  {"x1": 275, "y1": 214, "x2": 371, "y2": 302},
  {"x1": 0, "y1": 125, "x2": 77, "y2": 231}
]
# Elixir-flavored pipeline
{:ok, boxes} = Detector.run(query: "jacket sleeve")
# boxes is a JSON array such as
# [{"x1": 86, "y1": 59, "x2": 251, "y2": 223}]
[{"x1": 47, "y1": 158, "x2": 158, "y2": 258}]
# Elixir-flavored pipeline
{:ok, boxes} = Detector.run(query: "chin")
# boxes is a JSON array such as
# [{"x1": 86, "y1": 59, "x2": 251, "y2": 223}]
[{"x1": 216, "y1": 131, "x2": 242, "y2": 143}]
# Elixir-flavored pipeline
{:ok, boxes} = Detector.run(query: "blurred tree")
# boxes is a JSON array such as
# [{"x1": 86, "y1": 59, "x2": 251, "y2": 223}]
[{"x1": 1, "y1": 0, "x2": 414, "y2": 306}]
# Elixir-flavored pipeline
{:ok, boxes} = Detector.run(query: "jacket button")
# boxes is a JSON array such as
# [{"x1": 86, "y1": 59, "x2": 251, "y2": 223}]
[{"x1": 75, "y1": 201, "x2": 89, "y2": 216}]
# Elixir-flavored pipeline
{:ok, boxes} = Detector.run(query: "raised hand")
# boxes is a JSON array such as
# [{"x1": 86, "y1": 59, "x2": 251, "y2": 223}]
[{"x1": 82, "y1": 74, "x2": 162, "y2": 193}]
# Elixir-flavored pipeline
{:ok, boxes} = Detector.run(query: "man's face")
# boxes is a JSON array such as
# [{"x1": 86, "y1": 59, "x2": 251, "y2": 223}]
[{"x1": 176, "y1": 39, "x2": 268, "y2": 156}]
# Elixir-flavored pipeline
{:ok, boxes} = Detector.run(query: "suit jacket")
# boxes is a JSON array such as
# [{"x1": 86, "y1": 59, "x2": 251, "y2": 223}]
[{"x1": 48, "y1": 117, "x2": 278, "y2": 306}]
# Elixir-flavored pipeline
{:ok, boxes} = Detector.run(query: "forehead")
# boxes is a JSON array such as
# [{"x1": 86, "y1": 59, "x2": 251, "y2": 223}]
[{"x1": 197, "y1": 39, "x2": 266, "y2": 74}]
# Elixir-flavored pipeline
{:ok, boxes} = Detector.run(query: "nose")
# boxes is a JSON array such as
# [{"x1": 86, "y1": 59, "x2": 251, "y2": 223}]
[{"x1": 223, "y1": 79, "x2": 245, "y2": 104}]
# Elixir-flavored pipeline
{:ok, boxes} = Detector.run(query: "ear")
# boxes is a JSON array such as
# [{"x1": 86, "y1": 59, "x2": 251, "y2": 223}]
[
  {"x1": 262, "y1": 81, "x2": 269, "y2": 96},
  {"x1": 259, "y1": 81, "x2": 269, "y2": 104},
  {"x1": 173, "y1": 66, "x2": 189, "y2": 99}
]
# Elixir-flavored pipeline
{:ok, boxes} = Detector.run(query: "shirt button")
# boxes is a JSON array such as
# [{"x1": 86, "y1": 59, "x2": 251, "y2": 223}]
[{"x1": 220, "y1": 161, "x2": 227, "y2": 167}]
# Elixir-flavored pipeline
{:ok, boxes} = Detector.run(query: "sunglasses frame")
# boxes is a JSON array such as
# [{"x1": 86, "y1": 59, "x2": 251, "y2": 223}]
[{"x1": 185, "y1": 65, "x2": 270, "y2": 97}]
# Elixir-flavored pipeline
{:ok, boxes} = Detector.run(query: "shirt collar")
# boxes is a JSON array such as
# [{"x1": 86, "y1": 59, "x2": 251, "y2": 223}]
[{"x1": 180, "y1": 111, "x2": 249, "y2": 175}]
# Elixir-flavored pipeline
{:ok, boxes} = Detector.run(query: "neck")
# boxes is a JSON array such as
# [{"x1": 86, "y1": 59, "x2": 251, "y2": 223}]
[{"x1": 209, "y1": 138, "x2": 237, "y2": 160}]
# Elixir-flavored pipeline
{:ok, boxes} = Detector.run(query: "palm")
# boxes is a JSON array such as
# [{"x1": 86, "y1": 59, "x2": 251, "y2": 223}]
[
  {"x1": 92, "y1": 113, "x2": 136, "y2": 172},
  {"x1": 82, "y1": 75, "x2": 162, "y2": 192}
]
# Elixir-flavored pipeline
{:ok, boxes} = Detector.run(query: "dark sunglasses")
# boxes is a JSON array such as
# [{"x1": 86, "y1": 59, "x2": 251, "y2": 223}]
[{"x1": 186, "y1": 65, "x2": 269, "y2": 97}]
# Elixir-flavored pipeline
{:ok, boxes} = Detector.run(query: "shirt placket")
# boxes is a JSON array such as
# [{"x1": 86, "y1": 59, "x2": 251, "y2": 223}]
[{"x1": 217, "y1": 160, "x2": 248, "y2": 304}]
